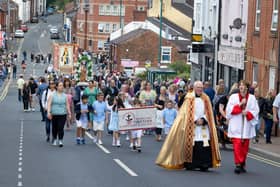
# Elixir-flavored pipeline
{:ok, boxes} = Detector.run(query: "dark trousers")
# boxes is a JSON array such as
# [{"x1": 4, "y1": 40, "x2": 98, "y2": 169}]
[
  {"x1": 52, "y1": 115, "x2": 67, "y2": 140},
  {"x1": 23, "y1": 98, "x2": 29, "y2": 110},
  {"x1": 13, "y1": 71, "x2": 16, "y2": 79},
  {"x1": 264, "y1": 118, "x2": 273, "y2": 142},
  {"x1": 39, "y1": 100, "x2": 45, "y2": 121},
  {"x1": 18, "y1": 89, "x2": 22, "y2": 102},
  {"x1": 45, "y1": 111, "x2": 52, "y2": 137}
]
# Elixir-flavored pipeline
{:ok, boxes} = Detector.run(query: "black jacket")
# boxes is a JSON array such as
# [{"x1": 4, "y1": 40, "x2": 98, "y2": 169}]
[
  {"x1": 74, "y1": 103, "x2": 93, "y2": 121},
  {"x1": 262, "y1": 98, "x2": 274, "y2": 119}
]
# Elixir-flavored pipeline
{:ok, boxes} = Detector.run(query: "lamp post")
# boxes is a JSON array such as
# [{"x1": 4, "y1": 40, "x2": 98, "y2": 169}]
[
  {"x1": 157, "y1": 0, "x2": 163, "y2": 67},
  {"x1": 83, "y1": 0, "x2": 89, "y2": 51}
]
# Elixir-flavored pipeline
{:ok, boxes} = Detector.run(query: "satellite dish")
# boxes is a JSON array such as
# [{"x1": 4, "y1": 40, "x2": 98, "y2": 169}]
[{"x1": 233, "y1": 18, "x2": 243, "y2": 29}]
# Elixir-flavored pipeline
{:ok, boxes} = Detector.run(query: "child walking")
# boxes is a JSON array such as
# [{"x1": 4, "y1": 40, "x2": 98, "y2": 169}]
[
  {"x1": 162, "y1": 100, "x2": 177, "y2": 135},
  {"x1": 92, "y1": 92, "x2": 108, "y2": 145},
  {"x1": 131, "y1": 99, "x2": 143, "y2": 152},
  {"x1": 75, "y1": 95, "x2": 91, "y2": 145},
  {"x1": 108, "y1": 96, "x2": 125, "y2": 147}
]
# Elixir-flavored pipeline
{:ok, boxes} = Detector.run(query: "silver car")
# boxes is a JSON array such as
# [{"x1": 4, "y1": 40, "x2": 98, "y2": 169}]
[{"x1": 14, "y1": 30, "x2": 24, "y2": 38}]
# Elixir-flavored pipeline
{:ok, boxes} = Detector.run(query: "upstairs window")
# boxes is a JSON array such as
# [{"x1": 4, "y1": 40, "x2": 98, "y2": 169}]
[
  {"x1": 271, "y1": 0, "x2": 278, "y2": 31},
  {"x1": 161, "y1": 46, "x2": 172, "y2": 63},
  {"x1": 255, "y1": 0, "x2": 261, "y2": 31}
]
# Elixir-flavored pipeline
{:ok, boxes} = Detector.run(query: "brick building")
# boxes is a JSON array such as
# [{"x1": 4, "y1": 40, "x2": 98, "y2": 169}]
[
  {"x1": 75, "y1": 0, "x2": 148, "y2": 52},
  {"x1": 0, "y1": 0, "x2": 19, "y2": 34},
  {"x1": 246, "y1": 0, "x2": 279, "y2": 95},
  {"x1": 111, "y1": 28, "x2": 188, "y2": 72}
]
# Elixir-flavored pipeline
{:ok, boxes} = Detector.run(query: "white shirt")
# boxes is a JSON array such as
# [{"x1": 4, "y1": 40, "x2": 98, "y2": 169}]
[
  {"x1": 194, "y1": 97, "x2": 210, "y2": 141},
  {"x1": 273, "y1": 93, "x2": 280, "y2": 121},
  {"x1": 17, "y1": 78, "x2": 25, "y2": 89},
  {"x1": 42, "y1": 89, "x2": 55, "y2": 110}
]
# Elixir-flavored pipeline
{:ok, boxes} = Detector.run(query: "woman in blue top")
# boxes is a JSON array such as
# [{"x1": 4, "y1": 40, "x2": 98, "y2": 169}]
[{"x1": 47, "y1": 81, "x2": 71, "y2": 147}]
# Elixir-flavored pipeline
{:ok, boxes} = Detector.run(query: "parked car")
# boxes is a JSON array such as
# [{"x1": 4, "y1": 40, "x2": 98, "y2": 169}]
[
  {"x1": 50, "y1": 32, "x2": 60, "y2": 39},
  {"x1": 20, "y1": 25, "x2": 28, "y2": 32},
  {"x1": 14, "y1": 30, "x2": 24, "y2": 38},
  {"x1": 50, "y1": 27, "x2": 58, "y2": 34},
  {"x1": 31, "y1": 17, "x2": 39, "y2": 23}
]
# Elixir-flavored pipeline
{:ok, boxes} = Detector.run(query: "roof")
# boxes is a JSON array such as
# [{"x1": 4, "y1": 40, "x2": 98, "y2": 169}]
[
  {"x1": 172, "y1": 2, "x2": 194, "y2": 18},
  {"x1": 111, "y1": 28, "x2": 191, "y2": 53},
  {"x1": 110, "y1": 29, "x2": 147, "y2": 44},
  {"x1": 147, "y1": 17, "x2": 191, "y2": 39}
]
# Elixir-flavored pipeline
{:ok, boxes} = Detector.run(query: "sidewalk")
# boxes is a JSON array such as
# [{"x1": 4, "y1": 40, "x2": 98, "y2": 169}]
[{"x1": 250, "y1": 130, "x2": 280, "y2": 161}]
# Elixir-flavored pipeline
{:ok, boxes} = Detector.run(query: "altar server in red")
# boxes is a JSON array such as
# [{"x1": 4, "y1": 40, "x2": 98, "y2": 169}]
[{"x1": 226, "y1": 80, "x2": 259, "y2": 174}]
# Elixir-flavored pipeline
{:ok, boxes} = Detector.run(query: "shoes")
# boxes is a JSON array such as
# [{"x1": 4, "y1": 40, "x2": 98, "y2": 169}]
[
  {"x1": 76, "y1": 138, "x2": 80, "y2": 145},
  {"x1": 266, "y1": 141, "x2": 272, "y2": 144},
  {"x1": 133, "y1": 145, "x2": 136, "y2": 150},
  {"x1": 234, "y1": 166, "x2": 241, "y2": 174},
  {"x1": 98, "y1": 140, "x2": 103, "y2": 145},
  {"x1": 32, "y1": 108, "x2": 35, "y2": 112},
  {"x1": 200, "y1": 166, "x2": 209, "y2": 172},
  {"x1": 129, "y1": 143, "x2": 133, "y2": 148},
  {"x1": 52, "y1": 140, "x2": 58, "y2": 146},
  {"x1": 116, "y1": 139, "x2": 121, "y2": 147},
  {"x1": 136, "y1": 146, "x2": 141, "y2": 153},
  {"x1": 58, "y1": 140, "x2": 63, "y2": 147},
  {"x1": 81, "y1": 138, "x2": 85, "y2": 145},
  {"x1": 46, "y1": 136, "x2": 50, "y2": 142}
]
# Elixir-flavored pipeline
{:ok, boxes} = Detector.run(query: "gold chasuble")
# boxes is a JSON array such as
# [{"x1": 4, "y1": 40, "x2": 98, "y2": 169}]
[{"x1": 156, "y1": 92, "x2": 221, "y2": 169}]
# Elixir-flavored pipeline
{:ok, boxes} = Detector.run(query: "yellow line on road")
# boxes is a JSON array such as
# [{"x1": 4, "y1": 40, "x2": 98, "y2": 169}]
[{"x1": 248, "y1": 153, "x2": 280, "y2": 168}]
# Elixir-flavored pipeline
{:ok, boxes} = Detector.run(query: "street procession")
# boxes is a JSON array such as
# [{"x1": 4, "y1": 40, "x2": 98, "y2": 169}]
[{"x1": 0, "y1": 0, "x2": 280, "y2": 187}]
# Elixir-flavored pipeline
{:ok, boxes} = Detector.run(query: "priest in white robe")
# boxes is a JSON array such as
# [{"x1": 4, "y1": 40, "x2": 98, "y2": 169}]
[
  {"x1": 156, "y1": 81, "x2": 221, "y2": 171},
  {"x1": 226, "y1": 80, "x2": 259, "y2": 174}
]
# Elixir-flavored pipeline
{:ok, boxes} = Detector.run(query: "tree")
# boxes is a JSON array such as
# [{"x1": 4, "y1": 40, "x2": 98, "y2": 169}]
[{"x1": 168, "y1": 61, "x2": 191, "y2": 79}]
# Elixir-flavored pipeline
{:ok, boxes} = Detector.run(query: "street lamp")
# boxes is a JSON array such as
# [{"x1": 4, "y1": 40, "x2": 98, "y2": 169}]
[
  {"x1": 83, "y1": 0, "x2": 90, "y2": 51},
  {"x1": 157, "y1": 0, "x2": 163, "y2": 68}
]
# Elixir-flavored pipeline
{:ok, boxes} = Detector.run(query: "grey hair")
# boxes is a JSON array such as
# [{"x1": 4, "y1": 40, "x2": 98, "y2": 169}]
[{"x1": 193, "y1": 81, "x2": 203, "y2": 88}]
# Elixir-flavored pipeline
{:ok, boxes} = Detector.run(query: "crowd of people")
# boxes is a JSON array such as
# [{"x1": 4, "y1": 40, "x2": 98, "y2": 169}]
[{"x1": 14, "y1": 50, "x2": 280, "y2": 174}]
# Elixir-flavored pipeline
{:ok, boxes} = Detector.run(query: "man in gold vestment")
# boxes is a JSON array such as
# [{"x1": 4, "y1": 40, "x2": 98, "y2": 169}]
[{"x1": 156, "y1": 81, "x2": 221, "y2": 171}]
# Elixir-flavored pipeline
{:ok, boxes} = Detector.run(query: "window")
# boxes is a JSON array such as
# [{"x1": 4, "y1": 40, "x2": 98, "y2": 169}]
[
  {"x1": 99, "y1": 5, "x2": 105, "y2": 15},
  {"x1": 252, "y1": 62, "x2": 259, "y2": 83},
  {"x1": 105, "y1": 23, "x2": 110, "y2": 33},
  {"x1": 98, "y1": 23, "x2": 105, "y2": 32},
  {"x1": 121, "y1": 6, "x2": 125, "y2": 16},
  {"x1": 97, "y1": 40, "x2": 104, "y2": 50},
  {"x1": 112, "y1": 24, "x2": 117, "y2": 32},
  {"x1": 255, "y1": 0, "x2": 261, "y2": 31},
  {"x1": 161, "y1": 47, "x2": 172, "y2": 63},
  {"x1": 194, "y1": 2, "x2": 201, "y2": 33},
  {"x1": 105, "y1": 5, "x2": 111, "y2": 15},
  {"x1": 271, "y1": 0, "x2": 278, "y2": 31},
  {"x1": 137, "y1": 6, "x2": 145, "y2": 11},
  {"x1": 112, "y1": 5, "x2": 119, "y2": 16},
  {"x1": 269, "y1": 67, "x2": 276, "y2": 90},
  {"x1": 89, "y1": 39, "x2": 92, "y2": 46}
]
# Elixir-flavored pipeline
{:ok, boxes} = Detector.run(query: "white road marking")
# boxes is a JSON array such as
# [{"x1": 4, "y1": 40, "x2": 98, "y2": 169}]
[
  {"x1": 17, "y1": 121, "x2": 24, "y2": 186},
  {"x1": 113, "y1": 159, "x2": 138, "y2": 177},
  {"x1": 85, "y1": 132, "x2": 111, "y2": 154},
  {"x1": 17, "y1": 181, "x2": 23, "y2": 186}
]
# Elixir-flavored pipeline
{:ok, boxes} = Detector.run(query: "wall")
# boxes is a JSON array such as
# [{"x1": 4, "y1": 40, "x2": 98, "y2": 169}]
[
  {"x1": 246, "y1": 0, "x2": 278, "y2": 94},
  {"x1": 148, "y1": 0, "x2": 192, "y2": 32},
  {"x1": 114, "y1": 30, "x2": 186, "y2": 71}
]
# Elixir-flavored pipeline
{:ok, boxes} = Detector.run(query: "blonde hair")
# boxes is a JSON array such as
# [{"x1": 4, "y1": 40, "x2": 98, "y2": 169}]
[
  {"x1": 216, "y1": 85, "x2": 225, "y2": 95},
  {"x1": 266, "y1": 89, "x2": 274, "y2": 99},
  {"x1": 229, "y1": 83, "x2": 238, "y2": 94}
]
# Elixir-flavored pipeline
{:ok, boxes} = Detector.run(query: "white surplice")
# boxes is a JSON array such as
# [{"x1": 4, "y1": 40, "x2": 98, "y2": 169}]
[
  {"x1": 194, "y1": 97, "x2": 210, "y2": 141},
  {"x1": 226, "y1": 93, "x2": 259, "y2": 139}
]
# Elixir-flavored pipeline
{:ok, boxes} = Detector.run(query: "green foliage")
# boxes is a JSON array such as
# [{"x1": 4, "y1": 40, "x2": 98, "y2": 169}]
[
  {"x1": 168, "y1": 61, "x2": 191, "y2": 79},
  {"x1": 47, "y1": 0, "x2": 73, "y2": 10},
  {"x1": 136, "y1": 71, "x2": 148, "y2": 80}
]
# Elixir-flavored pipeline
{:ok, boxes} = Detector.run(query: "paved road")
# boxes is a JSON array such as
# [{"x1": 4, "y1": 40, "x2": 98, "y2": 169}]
[{"x1": 1, "y1": 14, "x2": 280, "y2": 187}]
